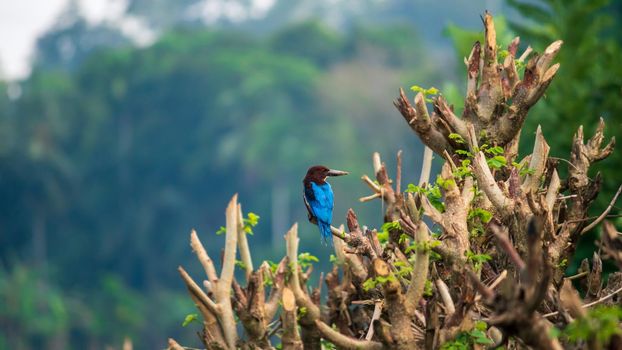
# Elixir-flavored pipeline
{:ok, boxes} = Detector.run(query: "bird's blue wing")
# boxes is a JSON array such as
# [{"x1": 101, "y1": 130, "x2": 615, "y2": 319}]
[{"x1": 308, "y1": 182, "x2": 334, "y2": 225}]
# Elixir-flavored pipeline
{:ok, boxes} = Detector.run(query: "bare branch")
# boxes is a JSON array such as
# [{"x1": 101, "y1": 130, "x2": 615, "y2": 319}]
[
  {"x1": 237, "y1": 204, "x2": 254, "y2": 281},
  {"x1": 404, "y1": 222, "x2": 430, "y2": 314},
  {"x1": 315, "y1": 320, "x2": 384, "y2": 350},
  {"x1": 204, "y1": 194, "x2": 240, "y2": 349},
  {"x1": 362, "y1": 175, "x2": 381, "y2": 193},
  {"x1": 285, "y1": 223, "x2": 320, "y2": 320},
  {"x1": 581, "y1": 185, "x2": 622, "y2": 234},
  {"x1": 419, "y1": 146, "x2": 434, "y2": 186},
  {"x1": 522, "y1": 125, "x2": 550, "y2": 194},
  {"x1": 178, "y1": 266, "x2": 221, "y2": 316},
  {"x1": 396, "y1": 150, "x2": 403, "y2": 193},
  {"x1": 545, "y1": 285, "x2": 622, "y2": 318},
  {"x1": 545, "y1": 169, "x2": 560, "y2": 211},
  {"x1": 490, "y1": 223, "x2": 526, "y2": 270},
  {"x1": 265, "y1": 257, "x2": 288, "y2": 320},
  {"x1": 220, "y1": 194, "x2": 239, "y2": 286},
  {"x1": 436, "y1": 279, "x2": 455, "y2": 315},
  {"x1": 167, "y1": 338, "x2": 185, "y2": 350},
  {"x1": 190, "y1": 230, "x2": 218, "y2": 284},
  {"x1": 466, "y1": 41, "x2": 481, "y2": 97},
  {"x1": 473, "y1": 150, "x2": 513, "y2": 214},
  {"x1": 366, "y1": 301, "x2": 384, "y2": 341}
]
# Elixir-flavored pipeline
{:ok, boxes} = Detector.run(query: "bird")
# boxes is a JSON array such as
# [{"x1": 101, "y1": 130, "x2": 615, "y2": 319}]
[{"x1": 303, "y1": 165, "x2": 348, "y2": 244}]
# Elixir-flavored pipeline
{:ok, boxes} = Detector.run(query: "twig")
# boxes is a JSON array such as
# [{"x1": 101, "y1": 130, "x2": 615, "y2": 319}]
[
  {"x1": 178, "y1": 266, "x2": 221, "y2": 315},
  {"x1": 352, "y1": 299, "x2": 383, "y2": 305},
  {"x1": 517, "y1": 45, "x2": 532, "y2": 62},
  {"x1": 475, "y1": 270, "x2": 507, "y2": 302},
  {"x1": 167, "y1": 338, "x2": 185, "y2": 350},
  {"x1": 236, "y1": 204, "x2": 254, "y2": 281},
  {"x1": 490, "y1": 224, "x2": 526, "y2": 270},
  {"x1": 315, "y1": 320, "x2": 384, "y2": 350},
  {"x1": 419, "y1": 146, "x2": 433, "y2": 186},
  {"x1": 544, "y1": 285, "x2": 622, "y2": 318},
  {"x1": 566, "y1": 214, "x2": 622, "y2": 224},
  {"x1": 396, "y1": 150, "x2": 402, "y2": 193},
  {"x1": 436, "y1": 279, "x2": 455, "y2": 315},
  {"x1": 366, "y1": 301, "x2": 384, "y2": 340},
  {"x1": 566, "y1": 271, "x2": 588, "y2": 281},
  {"x1": 557, "y1": 195, "x2": 578, "y2": 201},
  {"x1": 581, "y1": 185, "x2": 622, "y2": 234},
  {"x1": 362, "y1": 175, "x2": 382, "y2": 193},
  {"x1": 190, "y1": 230, "x2": 218, "y2": 284},
  {"x1": 360, "y1": 193, "x2": 382, "y2": 202}
]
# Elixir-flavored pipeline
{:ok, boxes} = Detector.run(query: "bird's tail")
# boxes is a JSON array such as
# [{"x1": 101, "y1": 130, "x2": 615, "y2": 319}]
[{"x1": 318, "y1": 221, "x2": 333, "y2": 246}]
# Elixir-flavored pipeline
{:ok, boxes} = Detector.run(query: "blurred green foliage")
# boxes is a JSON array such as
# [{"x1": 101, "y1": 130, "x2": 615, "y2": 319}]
[
  {"x1": 0, "y1": 15, "x2": 435, "y2": 348},
  {"x1": 507, "y1": 0, "x2": 621, "y2": 208}
]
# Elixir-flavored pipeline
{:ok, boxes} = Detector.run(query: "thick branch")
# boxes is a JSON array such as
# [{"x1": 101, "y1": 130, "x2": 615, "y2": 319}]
[
  {"x1": 404, "y1": 222, "x2": 430, "y2": 315},
  {"x1": 281, "y1": 287, "x2": 303, "y2": 350},
  {"x1": 285, "y1": 223, "x2": 320, "y2": 320},
  {"x1": 217, "y1": 194, "x2": 240, "y2": 349}
]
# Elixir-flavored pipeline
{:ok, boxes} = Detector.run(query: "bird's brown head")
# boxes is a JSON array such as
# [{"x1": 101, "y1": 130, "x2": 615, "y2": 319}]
[{"x1": 304, "y1": 165, "x2": 348, "y2": 185}]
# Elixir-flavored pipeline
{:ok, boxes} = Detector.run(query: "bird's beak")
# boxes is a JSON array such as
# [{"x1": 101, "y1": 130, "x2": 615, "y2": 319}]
[{"x1": 327, "y1": 169, "x2": 349, "y2": 177}]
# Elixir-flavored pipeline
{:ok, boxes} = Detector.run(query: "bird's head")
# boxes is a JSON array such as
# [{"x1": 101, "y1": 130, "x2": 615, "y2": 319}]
[{"x1": 305, "y1": 165, "x2": 349, "y2": 184}]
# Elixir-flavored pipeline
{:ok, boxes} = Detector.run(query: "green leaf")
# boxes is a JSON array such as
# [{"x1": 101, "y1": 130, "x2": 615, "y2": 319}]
[
  {"x1": 487, "y1": 155, "x2": 507, "y2": 169},
  {"x1": 398, "y1": 233, "x2": 410, "y2": 244},
  {"x1": 466, "y1": 250, "x2": 492, "y2": 271},
  {"x1": 405, "y1": 183, "x2": 424, "y2": 193},
  {"x1": 468, "y1": 208, "x2": 493, "y2": 224},
  {"x1": 242, "y1": 212, "x2": 260, "y2": 235},
  {"x1": 485, "y1": 145, "x2": 504, "y2": 156},
  {"x1": 377, "y1": 230, "x2": 389, "y2": 244},
  {"x1": 426, "y1": 87, "x2": 440, "y2": 95},
  {"x1": 362, "y1": 277, "x2": 379, "y2": 291},
  {"x1": 245, "y1": 212, "x2": 260, "y2": 226},
  {"x1": 182, "y1": 313, "x2": 199, "y2": 327},
  {"x1": 455, "y1": 149, "x2": 473, "y2": 157},
  {"x1": 410, "y1": 85, "x2": 440, "y2": 97},
  {"x1": 449, "y1": 133, "x2": 466, "y2": 144},
  {"x1": 235, "y1": 259, "x2": 247, "y2": 270},
  {"x1": 298, "y1": 252, "x2": 319, "y2": 269},
  {"x1": 424, "y1": 280, "x2": 433, "y2": 297}
]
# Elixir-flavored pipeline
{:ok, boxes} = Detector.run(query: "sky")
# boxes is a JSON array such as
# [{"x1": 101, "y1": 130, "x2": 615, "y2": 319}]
[
  {"x1": 0, "y1": 0, "x2": 153, "y2": 81},
  {"x1": 0, "y1": 0, "x2": 280, "y2": 81},
  {"x1": 0, "y1": 0, "x2": 68, "y2": 80}
]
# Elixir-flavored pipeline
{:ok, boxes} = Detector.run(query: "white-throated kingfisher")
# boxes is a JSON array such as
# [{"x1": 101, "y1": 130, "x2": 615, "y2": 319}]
[{"x1": 303, "y1": 165, "x2": 348, "y2": 244}]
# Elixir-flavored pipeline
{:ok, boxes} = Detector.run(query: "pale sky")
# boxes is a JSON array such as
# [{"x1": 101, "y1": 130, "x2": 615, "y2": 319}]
[
  {"x1": 0, "y1": 0, "x2": 69, "y2": 80},
  {"x1": 0, "y1": 0, "x2": 148, "y2": 81},
  {"x1": 0, "y1": 0, "x2": 276, "y2": 81}
]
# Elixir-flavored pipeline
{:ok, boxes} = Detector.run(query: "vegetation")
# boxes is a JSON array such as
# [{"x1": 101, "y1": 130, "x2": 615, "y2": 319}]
[
  {"x1": 170, "y1": 13, "x2": 621, "y2": 350},
  {"x1": 0, "y1": 1, "x2": 620, "y2": 348},
  {"x1": 0, "y1": 10, "x2": 434, "y2": 350}
]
